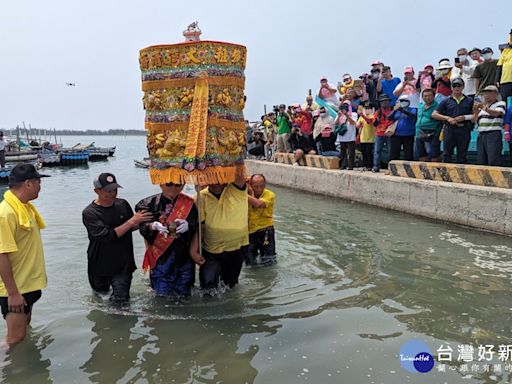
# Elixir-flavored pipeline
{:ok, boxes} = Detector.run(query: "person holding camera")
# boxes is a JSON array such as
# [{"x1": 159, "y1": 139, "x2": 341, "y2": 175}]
[
  {"x1": 451, "y1": 48, "x2": 478, "y2": 98},
  {"x1": 357, "y1": 101, "x2": 377, "y2": 170},
  {"x1": 302, "y1": 94, "x2": 319, "y2": 112},
  {"x1": 416, "y1": 64, "x2": 435, "y2": 93},
  {"x1": 288, "y1": 124, "x2": 316, "y2": 166},
  {"x1": 335, "y1": 102, "x2": 357, "y2": 170},
  {"x1": 317, "y1": 76, "x2": 338, "y2": 109},
  {"x1": 377, "y1": 66, "x2": 401, "y2": 107},
  {"x1": 393, "y1": 66, "x2": 420, "y2": 108},
  {"x1": 248, "y1": 130, "x2": 266, "y2": 158},
  {"x1": 275, "y1": 104, "x2": 291, "y2": 153},
  {"x1": 471, "y1": 85, "x2": 507, "y2": 166},
  {"x1": 315, "y1": 125, "x2": 339, "y2": 157},
  {"x1": 372, "y1": 94, "x2": 394, "y2": 172},
  {"x1": 388, "y1": 94, "x2": 417, "y2": 162}
]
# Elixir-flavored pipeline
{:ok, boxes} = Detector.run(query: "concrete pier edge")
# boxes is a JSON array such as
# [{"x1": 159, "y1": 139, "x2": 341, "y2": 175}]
[{"x1": 246, "y1": 160, "x2": 512, "y2": 236}]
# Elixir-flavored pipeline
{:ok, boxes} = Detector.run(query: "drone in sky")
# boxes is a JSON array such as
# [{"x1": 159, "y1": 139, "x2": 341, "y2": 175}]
[{"x1": 65, "y1": 82, "x2": 77, "y2": 87}]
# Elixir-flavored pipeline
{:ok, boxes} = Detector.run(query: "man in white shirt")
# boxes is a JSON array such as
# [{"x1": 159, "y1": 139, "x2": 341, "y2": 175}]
[
  {"x1": 472, "y1": 85, "x2": 507, "y2": 166},
  {"x1": 0, "y1": 131, "x2": 6, "y2": 169},
  {"x1": 451, "y1": 48, "x2": 478, "y2": 97}
]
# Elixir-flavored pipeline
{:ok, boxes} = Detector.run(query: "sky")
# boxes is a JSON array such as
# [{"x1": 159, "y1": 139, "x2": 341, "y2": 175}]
[{"x1": 1, "y1": 0, "x2": 511, "y2": 131}]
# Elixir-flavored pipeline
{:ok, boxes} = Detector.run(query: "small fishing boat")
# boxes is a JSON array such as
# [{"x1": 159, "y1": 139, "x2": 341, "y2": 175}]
[
  {"x1": 0, "y1": 166, "x2": 11, "y2": 181},
  {"x1": 37, "y1": 149, "x2": 61, "y2": 167},
  {"x1": 73, "y1": 143, "x2": 115, "y2": 160},
  {"x1": 5, "y1": 152, "x2": 38, "y2": 162},
  {"x1": 134, "y1": 158, "x2": 150, "y2": 168},
  {"x1": 58, "y1": 149, "x2": 89, "y2": 166}
]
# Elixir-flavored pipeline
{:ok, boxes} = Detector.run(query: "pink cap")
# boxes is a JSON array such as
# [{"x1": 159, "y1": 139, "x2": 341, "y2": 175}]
[
  {"x1": 404, "y1": 66, "x2": 414, "y2": 73},
  {"x1": 371, "y1": 60, "x2": 382, "y2": 66},
  {"x1": 320, "y1": 75, "x2": 328, "y2": 81},
  {"x1": 424, "y1": 64, "x2": 434, "y2": 69},
  {"x1": 312, "y1": 110, "x2": 320, "y2": 117}
]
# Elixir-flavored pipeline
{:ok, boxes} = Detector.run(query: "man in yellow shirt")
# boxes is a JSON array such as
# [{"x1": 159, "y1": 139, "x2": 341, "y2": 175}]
[
  {"x1": 247, "y1": 174, "x2": 276, "y2": 266},
  {"x1": 190, "y1": 166, "x2": 248, "y2": 291},
  {"x1": 496, "y1": 29, "x2": 512, "y2": 103},
  {"x1": 0, "y1": 163, "x2": 50, "y2": 345}
]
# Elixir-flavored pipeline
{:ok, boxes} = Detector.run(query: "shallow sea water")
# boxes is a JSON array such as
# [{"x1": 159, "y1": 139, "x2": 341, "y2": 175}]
[{"x1": 0, "y1": 136, "x2": 511, "y2": 383}]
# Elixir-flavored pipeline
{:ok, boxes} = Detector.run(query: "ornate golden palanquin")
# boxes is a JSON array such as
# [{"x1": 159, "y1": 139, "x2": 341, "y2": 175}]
[{"x1": 140, "y1": 33, "x2": 247, "y2": 185}]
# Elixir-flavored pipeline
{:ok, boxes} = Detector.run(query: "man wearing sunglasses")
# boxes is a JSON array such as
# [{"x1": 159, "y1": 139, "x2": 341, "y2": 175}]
[
  {"x1": 432, "y1": 78, "x2": 475, "y2": 163},
  {"x1": 135, "y1": 182, "x2": 197, "y2": 297}
]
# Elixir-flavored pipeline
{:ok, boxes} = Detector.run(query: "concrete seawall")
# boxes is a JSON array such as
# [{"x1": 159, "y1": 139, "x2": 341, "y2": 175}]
[{"x1": 246, "y1": 160, "x2": 512, "y2": 236}]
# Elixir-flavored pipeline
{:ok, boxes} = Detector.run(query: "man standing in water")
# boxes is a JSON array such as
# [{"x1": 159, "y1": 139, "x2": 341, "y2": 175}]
[
  {"x1": 82, "y1": 173, "x2": 153, "y2": 304},
  {"x1": 135, "y1": 182, "x2": 197, "y2": 297},
  {"x1": 190, "y1": 167, "x2": 249, "y2": 292},
  {"x1": 246, "y1": 174, "x2": 276, "y2": 266},
  {"x1": 0, "y1": 163, "x2": 50, "y2": 345}
]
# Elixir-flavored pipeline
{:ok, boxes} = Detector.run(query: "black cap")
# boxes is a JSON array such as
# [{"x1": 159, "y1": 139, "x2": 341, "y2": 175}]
[
  {"x1": 8, "y1": 163, "x2": 50, "y2": 187},
  {"x1": 362, "y1": 100, "x2": 372, "y2": 108},
  {"x1": 482, "y1": 47, "x2": 493, "y2": 54},
  {"x1": 379, "y1": 93, "x2": 391, "y2": 101},
  {"x1": 93, "y1": 172, "x2": 122, "y2": 191}
]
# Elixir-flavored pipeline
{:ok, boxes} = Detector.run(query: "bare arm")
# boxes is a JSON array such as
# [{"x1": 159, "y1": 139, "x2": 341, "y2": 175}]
[
  {"x1": 234, "y1": 163, "x2": 247, "y2": 189},
  {"x1": 393, "y1": 81, "x2": 405, "y2": 97},
  {"x1": 248, "y1": 195, "x2": 266, "y2": 208},
  {"x1": 189, "y1": 229, "x2": 205, "y2": 265},
  {"x1": 432, "y1": 110, "x2": 449, "y2": 121},
  {"x1": 0, "y1": 253, "x2": 25, "y2": 313},
  {"x1": 376, "y1": 78, "x2": 383, "y2": 93}
]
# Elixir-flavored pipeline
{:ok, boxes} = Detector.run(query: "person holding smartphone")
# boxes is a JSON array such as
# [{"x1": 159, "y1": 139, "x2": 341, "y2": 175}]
[
  {"x1": 451, "y1": 48, "x2": 478, "y2": 98},
  {"x1": 393, "y1": 66, "x2": 420, "y2": 108}
]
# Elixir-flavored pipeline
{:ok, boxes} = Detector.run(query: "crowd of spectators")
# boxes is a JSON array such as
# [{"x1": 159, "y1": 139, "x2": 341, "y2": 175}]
[{"x1": 248, "y1": 30, "x2": 512, "y2": 170}]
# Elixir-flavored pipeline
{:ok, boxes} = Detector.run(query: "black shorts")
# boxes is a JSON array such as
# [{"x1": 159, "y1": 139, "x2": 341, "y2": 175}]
[{"x1": 0, "y1": 290, "x2": 42, "y2": 319}]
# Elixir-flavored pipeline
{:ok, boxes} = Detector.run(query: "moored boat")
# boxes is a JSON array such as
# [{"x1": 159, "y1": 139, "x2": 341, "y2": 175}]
[{"x1": 134, "y1": 158, "x2": 150, "y2": 168}]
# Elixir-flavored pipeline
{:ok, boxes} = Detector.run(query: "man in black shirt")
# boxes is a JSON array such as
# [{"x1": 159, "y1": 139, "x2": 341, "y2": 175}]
[
  {"x1": 288, "y1": 125, "x2": 316, "y2": 166},
  {"x1": 432, "y1": 78, "x2": 475, "y2": 163},
  {"x1": 82, "y1": 173, "x2": 152, "y2": 304}
]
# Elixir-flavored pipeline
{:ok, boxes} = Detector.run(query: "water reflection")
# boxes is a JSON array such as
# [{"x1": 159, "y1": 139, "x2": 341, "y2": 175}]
[
  {"x1": 80, "y1": 307, "x2": 267, "y2": 384},
  {"x1": 0, "y1": 328, "x2": 53, "y2": 383},
  {"x1": 81, "y1": 310, "x2": 142, "y2": 383}
]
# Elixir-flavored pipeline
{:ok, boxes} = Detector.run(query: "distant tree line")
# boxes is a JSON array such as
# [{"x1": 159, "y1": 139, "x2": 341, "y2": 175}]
[
  {"x1": 1, "y1": 128, "x2": 146, "y2": 136},
  {"x1": 53, "y1": 129, "x2": 146, "y2": 136}
]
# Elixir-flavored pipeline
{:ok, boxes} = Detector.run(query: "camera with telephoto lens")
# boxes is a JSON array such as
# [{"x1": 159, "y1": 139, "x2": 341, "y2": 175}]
[{"x1": 273, "y1": 105, "x2": 279, "y2": 114}]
